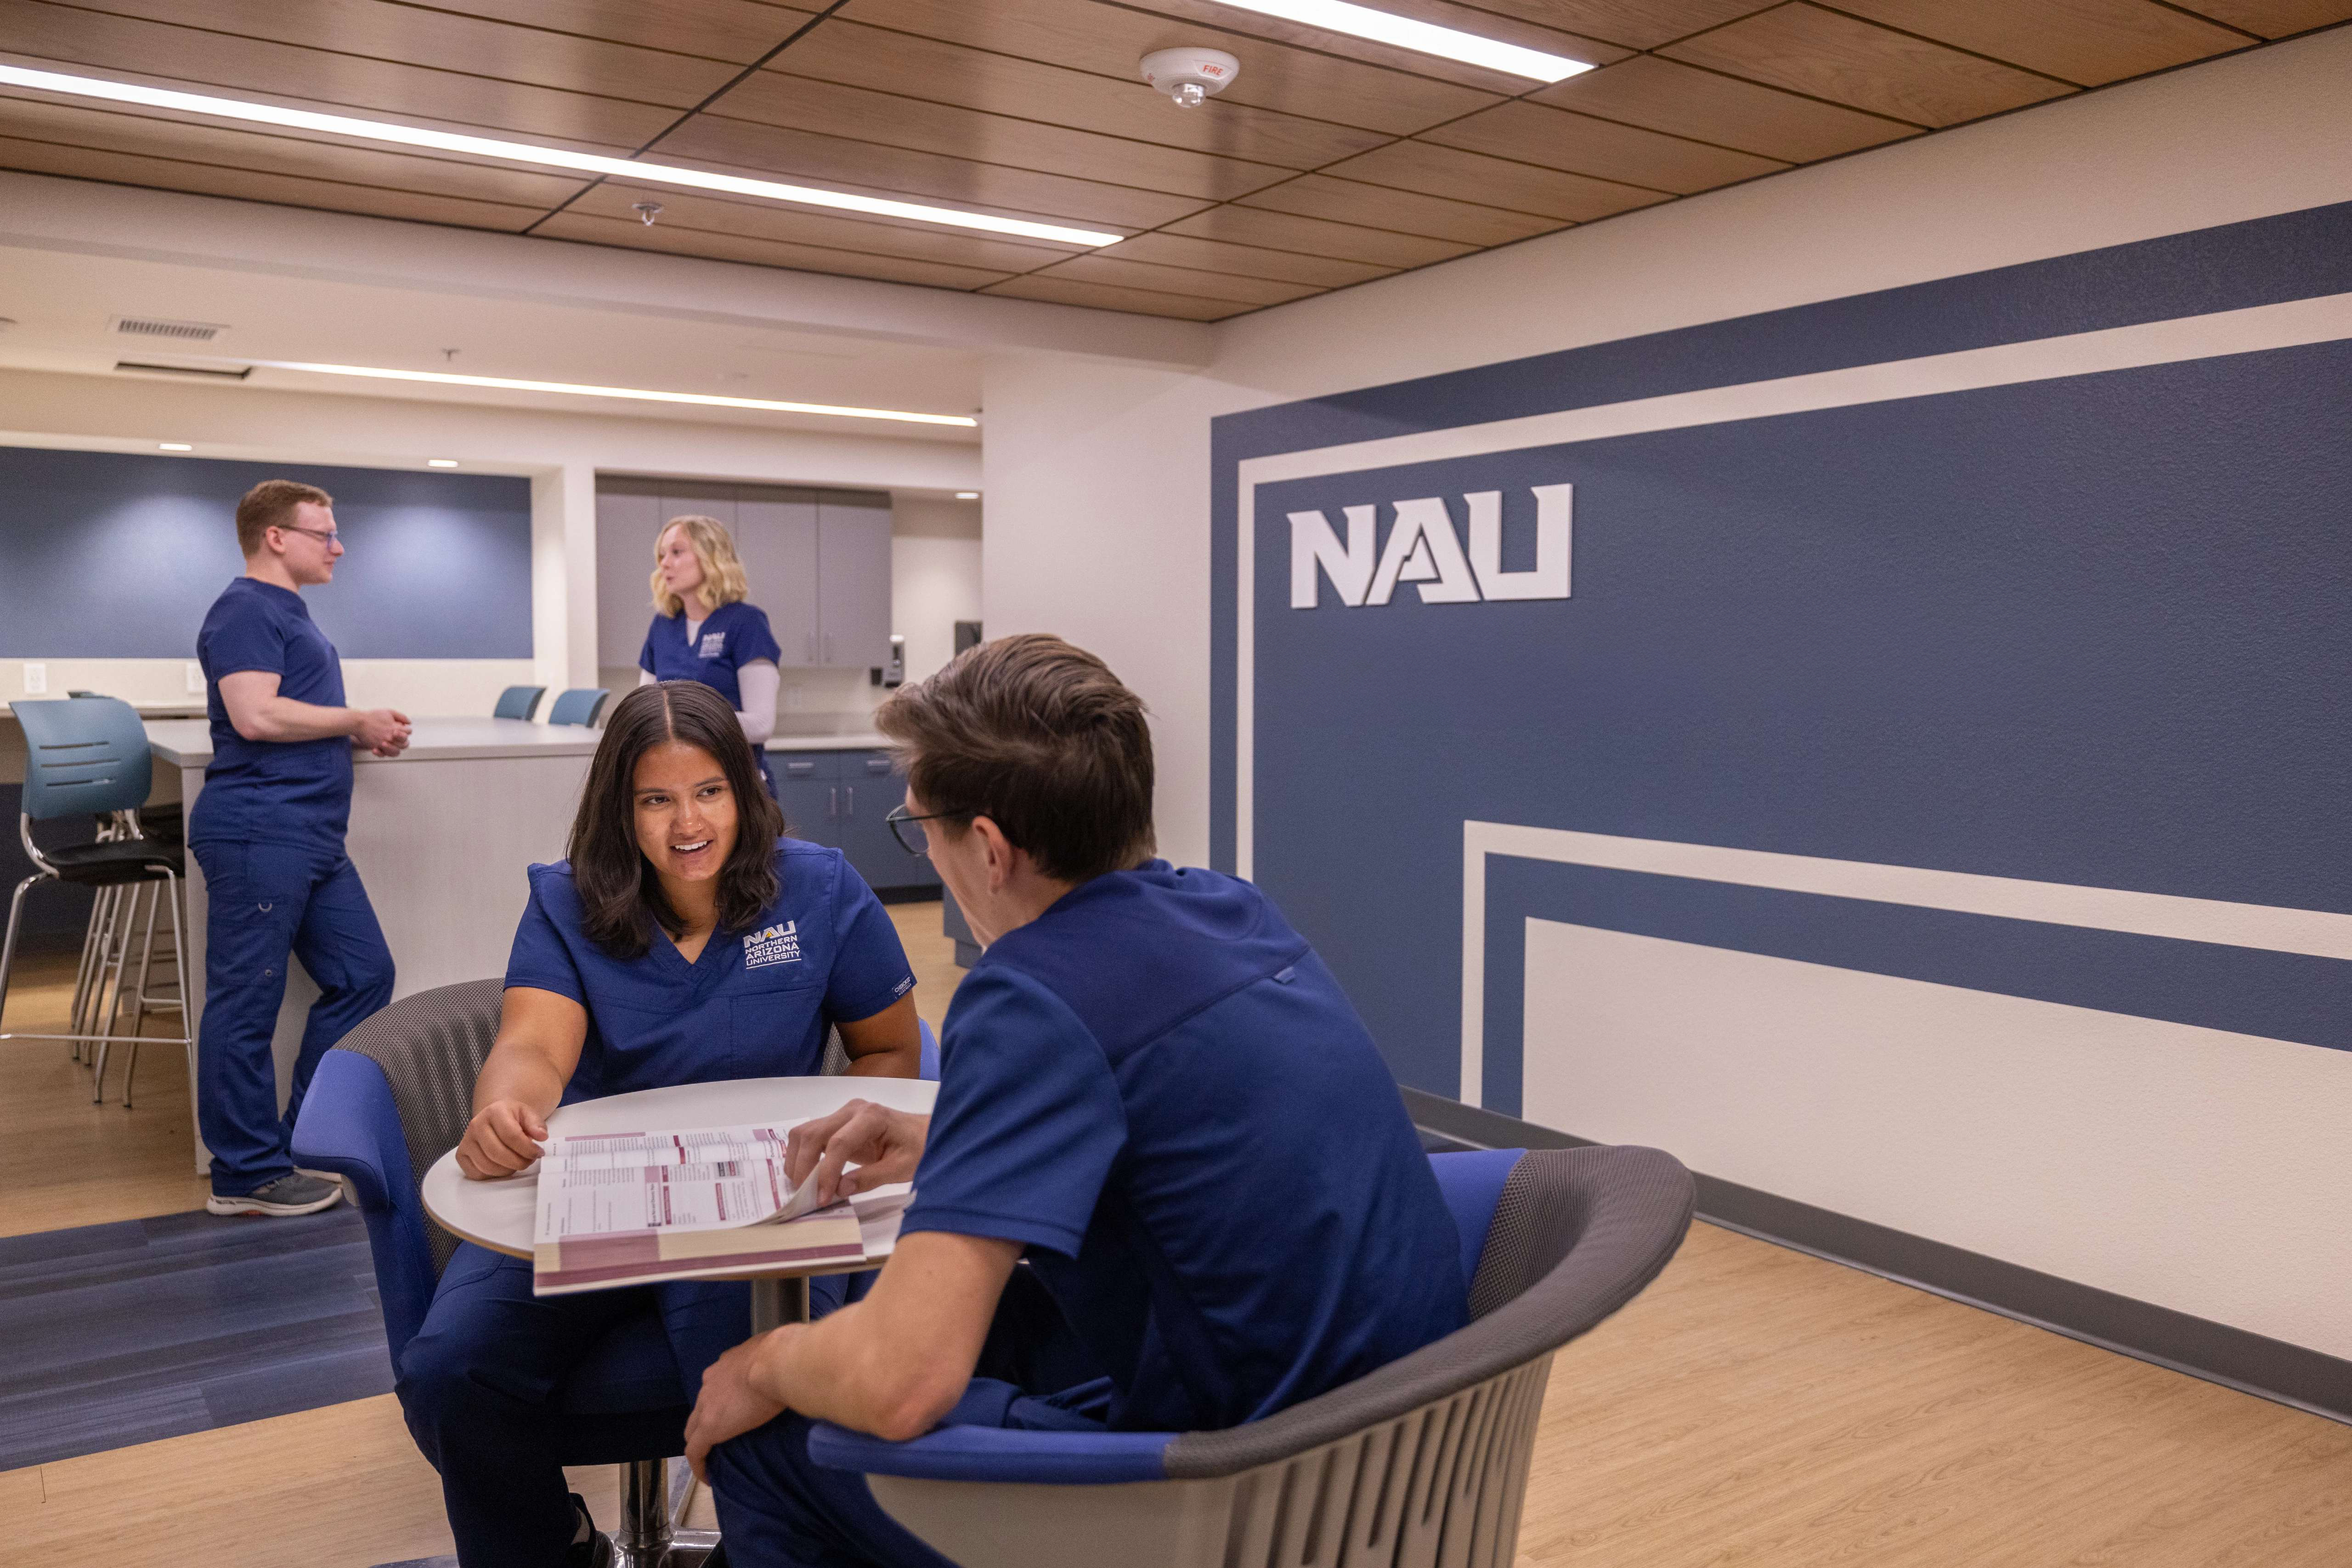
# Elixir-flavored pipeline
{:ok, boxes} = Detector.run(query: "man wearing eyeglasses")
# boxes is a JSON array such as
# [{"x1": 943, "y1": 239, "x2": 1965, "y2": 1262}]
[{"x1": 189, "y1": 479, "x2": 410, "y2": 1217}]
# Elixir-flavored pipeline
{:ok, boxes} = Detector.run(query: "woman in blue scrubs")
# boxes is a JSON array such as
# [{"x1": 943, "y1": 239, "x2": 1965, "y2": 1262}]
[
  {"x1": 396, "y1": 680, "x2": 920, "y2": 1568},
  {"x1": 640, "y1": 514, "x2": 783, "y2": 792}
]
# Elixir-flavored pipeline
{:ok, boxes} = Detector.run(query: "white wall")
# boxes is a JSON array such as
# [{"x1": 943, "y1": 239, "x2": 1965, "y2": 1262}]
[
  {"x1": 892, "y1": 496, "x2": 982, "y2": 686},
  {"x1": 0, "y1": 365, "x2": 977, "y2": 714},
  {"x1": 975, "y1": 27, "x2": 2352, "y2": 1363}
]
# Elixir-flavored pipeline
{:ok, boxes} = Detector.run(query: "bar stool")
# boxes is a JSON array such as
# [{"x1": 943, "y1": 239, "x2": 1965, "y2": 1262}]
[{"x1": 0, "y1": 697, "x2": 192, "y2": 1104}]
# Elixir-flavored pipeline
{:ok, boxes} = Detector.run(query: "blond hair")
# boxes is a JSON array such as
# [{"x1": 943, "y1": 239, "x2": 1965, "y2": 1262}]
[{"x1": 650, "y1": 515, "x2": 750, "y2": 617}]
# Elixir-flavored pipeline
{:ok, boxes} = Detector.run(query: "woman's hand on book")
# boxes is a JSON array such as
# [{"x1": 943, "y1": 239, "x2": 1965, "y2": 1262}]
[
  {"x1": 786, "y1": 1099, "x2": 930, "y2": 1205},
  {"x1": 457, "y1": 1098, "x2": 548, "y2": 1179}
]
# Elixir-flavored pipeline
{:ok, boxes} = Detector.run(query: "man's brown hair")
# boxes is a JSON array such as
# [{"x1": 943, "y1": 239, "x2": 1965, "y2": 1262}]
[
  {"x1": 876, "y1": 633, "x2": 1154, "y2": 883},
  {"x1": 235, "y1": 479, "x2": 334, "y2": 556}
]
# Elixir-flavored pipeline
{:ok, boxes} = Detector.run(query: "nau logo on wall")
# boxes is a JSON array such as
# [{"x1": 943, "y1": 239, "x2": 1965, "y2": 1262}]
[{"x1": 1289, "y1": 485, "x2": 1572, "y2": 609}]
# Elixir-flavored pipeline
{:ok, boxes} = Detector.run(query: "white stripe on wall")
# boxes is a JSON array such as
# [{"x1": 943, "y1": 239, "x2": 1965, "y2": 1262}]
[
  {"x1": 1459, "y1": 821, "x2": 2352, "y2": 1108},
  {"x1": 1237, "y1": 288, "x2": 2352, "y2": 882}
]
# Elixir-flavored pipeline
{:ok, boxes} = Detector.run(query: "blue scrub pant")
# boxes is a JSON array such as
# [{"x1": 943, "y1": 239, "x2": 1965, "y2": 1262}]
[
  {"x1": 398, "y1": 1245, "x2": 862, "y2": 1568},
  {"x1": 190, "y1": 838, "x2": 394, "y2": 1197},
  {"x1": 710, "y1": 1266, "x2": 1113, "y2": 1568}
]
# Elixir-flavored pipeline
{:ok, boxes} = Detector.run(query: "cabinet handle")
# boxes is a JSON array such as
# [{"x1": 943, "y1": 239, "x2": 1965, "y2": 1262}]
[
  {"x1": 829, "y1": 786, "x2": 838, "y2": 818},
  {"x1": 803, "y1": 631, "x2": 814, "y2": 663},
  {"x1": 824, "y1": 632, "x2": 834, "y2": 663},
  {"x1": 845, "y1": 785, "x2": 854, "y2": 818}
]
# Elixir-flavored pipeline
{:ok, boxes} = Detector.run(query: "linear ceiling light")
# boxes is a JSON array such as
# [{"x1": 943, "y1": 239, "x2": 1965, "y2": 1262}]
[
  {"x1": 0, "y1": 64, "x2": 1124, "y2": 248},
  {"x1": 240, "y1": 359, "x2": 978, "y2": 428},
  {"x1": 1206, "y1": 0, "x2": 1591, "y2": 81}
]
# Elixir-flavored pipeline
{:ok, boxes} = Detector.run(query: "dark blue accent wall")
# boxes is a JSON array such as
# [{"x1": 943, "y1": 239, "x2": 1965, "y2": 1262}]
[
  {"x1": 0, "y1": 447, "x2": 533, "y2": 659},
  {"x1": 1213, "y1": 197, "x2": 2352, "y2": 1107}
]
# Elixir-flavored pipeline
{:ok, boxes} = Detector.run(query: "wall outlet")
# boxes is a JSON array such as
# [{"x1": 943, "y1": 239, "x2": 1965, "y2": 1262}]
[
  {"x1": 782, "y1": 683, "x2": 806, "y2": 712},
  {"x1": 186, "y1": 661, "x2": 205, "y2": 693},
  {"x1": 22, "y1": 662, "x2": 45, "y2": 694}
]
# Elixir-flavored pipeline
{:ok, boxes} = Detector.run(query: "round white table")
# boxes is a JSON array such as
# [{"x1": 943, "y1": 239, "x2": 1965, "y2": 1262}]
[{"x1": 422, "y1": 1074, "x2": 937, "y2": 1331}]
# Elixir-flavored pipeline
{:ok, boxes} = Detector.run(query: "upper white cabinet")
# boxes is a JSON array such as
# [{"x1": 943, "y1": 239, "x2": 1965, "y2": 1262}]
[{"x1": 597, "y1": 478, "x2": 891, "y2": 671}]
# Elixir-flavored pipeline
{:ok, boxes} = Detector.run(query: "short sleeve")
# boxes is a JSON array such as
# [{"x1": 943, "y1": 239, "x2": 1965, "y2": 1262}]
[
  {"x1": 204, "y1": 597, "x2": 288, "y2": 680},
  {"x1": 733, "y1": 604, "x2": 784, "y2": 667},
  {"x1": 638, "y1": 618, "x2": 658, "y2": 675},
  {"x1": 823, "y1": 857, "x2": 915, "y2": 1022},
  {"x1": 901, "y1": 966, "x2": 1126, "y2": 1258},
  {"x1": 503, "y1": 867, "x2": 587, "y2": 1005}
]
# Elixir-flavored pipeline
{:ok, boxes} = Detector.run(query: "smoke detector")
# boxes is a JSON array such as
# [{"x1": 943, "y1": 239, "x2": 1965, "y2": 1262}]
[{"x1": 1141, "y1": 47, "x2": 1239, "y2": 108}]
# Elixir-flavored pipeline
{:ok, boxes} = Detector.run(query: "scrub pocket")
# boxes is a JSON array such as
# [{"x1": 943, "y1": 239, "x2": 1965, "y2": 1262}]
[{"x1": 194, "y1": 840, "x2": 314, "y2": 981}]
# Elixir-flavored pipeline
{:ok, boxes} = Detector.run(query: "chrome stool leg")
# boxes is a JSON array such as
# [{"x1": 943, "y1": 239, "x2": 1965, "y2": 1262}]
[
  {"x1": 89, "y1": 881, "x2": 133, "y2": 1103},
  {"x1": 613, "y1": 1457, "x2": 718, "y2": 1568},
  {"x1": 122, "y1": 871, "x2": 191, "y2": 1111},
  {"x1": 68, "y1": 883, "x2": 112, "y2": 1062}
]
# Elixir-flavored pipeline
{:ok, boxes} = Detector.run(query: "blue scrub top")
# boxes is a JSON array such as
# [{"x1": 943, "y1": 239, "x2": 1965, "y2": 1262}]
[
  {"x1": 902, "y1": 862, "x2": 1468, "y2": 1434},
  {"x1": 639, "y1": 601, "x2": 783, "y2": 711},
  {"x1": 189, "y1": 577, "x2": 354, "y2": 851},
  {"x1": 503, "y1": 841, "x2": 915, "y2": 1101}
]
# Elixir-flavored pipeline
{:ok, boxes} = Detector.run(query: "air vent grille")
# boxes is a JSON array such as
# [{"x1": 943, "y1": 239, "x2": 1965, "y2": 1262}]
[{"x1": 112, "y1": 316, "x2": 225, "y2": 342}]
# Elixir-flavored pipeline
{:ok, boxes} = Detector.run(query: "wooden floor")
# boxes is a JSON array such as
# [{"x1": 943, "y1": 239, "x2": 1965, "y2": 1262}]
[{"x1": 7, "y1": 905, "x2": 2351, "y2": 1565}]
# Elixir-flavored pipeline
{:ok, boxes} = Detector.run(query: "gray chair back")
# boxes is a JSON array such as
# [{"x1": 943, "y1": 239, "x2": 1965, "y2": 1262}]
[{"x1": 334, "y1": 977, "x2": 854, "y2": 1273}]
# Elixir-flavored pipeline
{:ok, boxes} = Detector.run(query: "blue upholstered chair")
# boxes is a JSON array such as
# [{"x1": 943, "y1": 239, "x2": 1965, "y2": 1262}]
[
  {"x1": 290, "y1": 977, "x2": 941, "y2": 1567},
  {"x1": 0, "y1": 697, "x2": 191, "y2": 1103},
  {"x1": 547, "y1": 688, "x2": 611, "y2": 727},
  {"x1": 493, "y1": 685, "x2": 546, "y2": 721},
  {"x1": 808, "y1": 1143, "x2": 1695, "y2": 1568}
]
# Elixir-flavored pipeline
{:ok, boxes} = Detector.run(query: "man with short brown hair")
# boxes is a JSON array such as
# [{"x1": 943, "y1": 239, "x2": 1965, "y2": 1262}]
[
  {"x1": 681, "y1": 634, "x2": 1466, "y2": 1568},
  {"x1": 190, "y1": 479, "x2": 410, "y2": 1217}
]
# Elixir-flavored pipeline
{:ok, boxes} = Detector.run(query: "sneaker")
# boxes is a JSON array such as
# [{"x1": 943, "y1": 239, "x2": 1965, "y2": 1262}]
[
  {"x1": 205, "y1": 1173, "x2": 344, "y2": 1217},
  {"x1": 565, "y1": 1492, "x2": 612, "y2": 1568}
]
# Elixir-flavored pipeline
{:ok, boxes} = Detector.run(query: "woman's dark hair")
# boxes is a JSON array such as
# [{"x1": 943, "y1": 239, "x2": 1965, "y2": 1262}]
[{"x1": 570, "y1": 681, "x2": 784, "y2": 958}]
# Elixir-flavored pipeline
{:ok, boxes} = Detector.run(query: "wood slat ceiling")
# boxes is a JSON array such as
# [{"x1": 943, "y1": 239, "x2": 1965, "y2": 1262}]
[{"x1": 0, "y1": 0, "x2": 2344, "y2": 324}]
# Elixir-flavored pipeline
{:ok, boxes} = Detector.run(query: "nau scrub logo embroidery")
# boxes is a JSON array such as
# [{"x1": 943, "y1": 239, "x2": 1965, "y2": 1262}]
[
  {"x1": 1290, "y1": 485, "x2": 1572, "y2": 608},
  {"x1": 699, "y1": 631, "x2": 727, "y2": 658},
  {"x1": 745, "y1": 920, "x2": 801, "y2": 969}
]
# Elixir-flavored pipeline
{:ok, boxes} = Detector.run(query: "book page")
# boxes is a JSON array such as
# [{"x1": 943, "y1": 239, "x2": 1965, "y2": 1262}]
[{"x1": 533, "y1": 1122, "x2": 829, "y2": 1244}]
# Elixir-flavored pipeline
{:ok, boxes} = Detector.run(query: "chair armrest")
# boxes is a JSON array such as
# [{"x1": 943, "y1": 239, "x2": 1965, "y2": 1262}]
[
  {"x1": 808, "y1": 1422, "x2": 1174, "y2": 1485},
  {"x1": 289, "y1": 1048, "x2": 403, "y2": 1210}
]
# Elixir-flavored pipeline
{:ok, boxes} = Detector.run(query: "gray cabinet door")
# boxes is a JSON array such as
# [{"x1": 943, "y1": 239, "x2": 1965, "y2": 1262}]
[
  {"x1": 815, "y1": 492, "x2": 893, "y2": 669},
  {"x1": 735, "y1": 493, "x2": 819, "y2": 667},
  {"x1": 595, "y1": 488, "x2": 661, "y2": 669},
  {"x1": 777, "y1": 770, "x2": 839, "y2": 850},
  {"x1": 837, "y1": 753, "x2": 937, "y2": 894}
]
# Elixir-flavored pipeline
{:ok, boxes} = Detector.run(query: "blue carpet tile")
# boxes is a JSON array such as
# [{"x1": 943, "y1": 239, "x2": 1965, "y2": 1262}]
[{"x1": 0, "y1": 1204, "x2": 393, "y2": 1470}]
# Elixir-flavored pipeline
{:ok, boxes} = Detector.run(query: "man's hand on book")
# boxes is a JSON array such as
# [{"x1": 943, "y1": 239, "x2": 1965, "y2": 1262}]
[
  {"x1": 786, "y1": 1099, "x2": 930, "y2": 1206},
  {"x1": 457, "y1": 1098, "x2": 547, "y2": 1179}
]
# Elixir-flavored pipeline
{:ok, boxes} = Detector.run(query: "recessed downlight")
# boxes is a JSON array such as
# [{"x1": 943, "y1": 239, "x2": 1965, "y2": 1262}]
[
  {"x1": 1205, "y1": 0, "x2": 1590, "y2": 81},
  {"x1": 235, "y1": 358, "x2": 978, "y2": 428},
  {"x1": 158, "y1": 442, "x2": 194, "y2": 451},
  {"x1": 427, "y1": 458, "x2": 460, "y2": 468},
  {"x1": 0, "y1": 64, "x2": 1125, "y2": 248},
  {"x1": 955, "y1": 492, "x2": 980, "y2": 500}
]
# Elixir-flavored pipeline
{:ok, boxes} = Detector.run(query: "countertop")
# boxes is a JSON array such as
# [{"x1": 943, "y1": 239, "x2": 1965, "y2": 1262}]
[
  {"x1": 146, "y1": 719, "x2": 894, "y2": 767},
  {"x1": 767, "y1": 733, "x2": 889, "y2": 752},
  {"x1": 146, "y1": 716, "x2": 606, "y2": 768}
]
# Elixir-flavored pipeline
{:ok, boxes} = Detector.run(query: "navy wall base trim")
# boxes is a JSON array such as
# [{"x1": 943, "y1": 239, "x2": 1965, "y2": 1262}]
[{"x1": 1402, "y1": 1088, "x2": 2352, "y2": 1427}]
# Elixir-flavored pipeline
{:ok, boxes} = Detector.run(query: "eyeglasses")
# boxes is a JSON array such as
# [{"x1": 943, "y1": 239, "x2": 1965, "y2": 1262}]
[
  {"x1": 274, "y1": 524, "x2": 343, "y2": 546},
  {"x1": 885, "y1": 802, "x2": 975, "y2": 858}
]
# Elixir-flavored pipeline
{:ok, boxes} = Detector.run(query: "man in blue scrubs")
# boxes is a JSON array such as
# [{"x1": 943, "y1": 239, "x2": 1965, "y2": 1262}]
[
  {"x1": 681, "y1": 635, "x2": 1468, "y2": 1568},
  {"x1": 190, "y1": 479, "x2": 410, "y2": 1217}
]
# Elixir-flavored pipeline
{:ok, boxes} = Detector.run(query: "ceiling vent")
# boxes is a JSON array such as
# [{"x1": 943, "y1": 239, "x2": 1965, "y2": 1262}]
[{"x1": 111, "y1": 315, "x2": 226, "y2": 342}]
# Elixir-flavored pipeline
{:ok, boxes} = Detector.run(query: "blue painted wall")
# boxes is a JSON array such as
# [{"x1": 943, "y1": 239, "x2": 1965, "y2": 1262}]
[
  {"x1": 1213, "y1": 197, "x2": 2352, "y2": 1109},
  {"x1": 0, "y1": 447, "x2": 533, "y2": 659}
]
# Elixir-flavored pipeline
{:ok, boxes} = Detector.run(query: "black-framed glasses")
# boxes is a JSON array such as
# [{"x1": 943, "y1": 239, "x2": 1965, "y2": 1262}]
[{"x1": 885, "y1": 803, "x2": 975, "y2": 858}]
